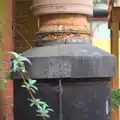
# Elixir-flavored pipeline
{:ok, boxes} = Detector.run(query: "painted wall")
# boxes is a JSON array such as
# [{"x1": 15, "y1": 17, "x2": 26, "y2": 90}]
[
  {"x1": 89, "y1": 21, "x2": 111, "y2": 53},
  {"x1": 90, "y1": 20, "x2": 120, "y2": 81}
]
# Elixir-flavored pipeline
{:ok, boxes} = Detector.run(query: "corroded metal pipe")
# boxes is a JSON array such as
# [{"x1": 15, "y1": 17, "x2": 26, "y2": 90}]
[
  {"x1": 32, "y1": 0, "x2": 93, "y2": 15},
  {"x1": 32, "y1": 0, "x2": 93, "y2": 45}
]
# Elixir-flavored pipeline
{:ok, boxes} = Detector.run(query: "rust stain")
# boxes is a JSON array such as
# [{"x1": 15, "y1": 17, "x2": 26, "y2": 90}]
[
  {"x1": 38, "y1": 14, "x2": 89, "y2": 41},
  {"x1": 39, "y1": 14, "x2": 87, "y2": 26},
  {"x1": 37, "y1": 32, "x2": 90, "y2": 41},
  {"x1": 39, "y1": 25, "x2": 88, "y2": 33}
]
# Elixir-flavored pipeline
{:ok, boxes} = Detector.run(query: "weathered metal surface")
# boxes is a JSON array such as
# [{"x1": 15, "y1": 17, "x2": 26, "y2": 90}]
[
  {"x1": 36, "y1": 38, "x2": 92, "y2": 46},
  {"x1": 14, "y1": 78, "x2": 111, "y2": 120},
  {"x1": 38, "y1": 14, "x2": 88, "y2": 33},
  {"x1": 14, "y1": 44, "x2": 116, "y2": 79},
  {"x1": 39, "y1": 25, "x2": 88, "y2": 34},
  {"x1": 38, "y1": 14, "x2": 87, "y2": 26},
  {"x1": 32, "y1": 0, "x2": 93, "y2": 16},
  {"x1": 37, "y1": 14, "x2": 89, "y2": 42},
  {"x1": 36, "y1": 33, "x2": 90, "y2": 42}
]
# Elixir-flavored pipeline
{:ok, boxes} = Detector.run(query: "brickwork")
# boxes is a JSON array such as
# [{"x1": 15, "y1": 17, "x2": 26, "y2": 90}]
[
  {"x1": 0, "y1": 0, "x2": 37, "y2": 120},
  {"x1": 0, "y1": 0, "x2": 13, "y2": 120},
  {"x1": 14, "y1": 1, "x2": 37, "y2": 53}
]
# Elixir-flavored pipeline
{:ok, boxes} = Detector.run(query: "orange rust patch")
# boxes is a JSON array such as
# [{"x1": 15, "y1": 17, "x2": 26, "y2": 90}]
[
  {"x1": 37, "y1": 32, "x2": 90, "y2": 41},
  {"x1": 39, "y1": 14, "x2": 87, "y2": 26},
  {"x1": 38, "y1": 14, "x2": 88, "y2": 35}
]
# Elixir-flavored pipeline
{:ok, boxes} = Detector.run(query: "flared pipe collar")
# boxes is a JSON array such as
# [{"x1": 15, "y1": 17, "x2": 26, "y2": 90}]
[{"x1": 32, "y1": 0, "x2": 93, "y2": 16}]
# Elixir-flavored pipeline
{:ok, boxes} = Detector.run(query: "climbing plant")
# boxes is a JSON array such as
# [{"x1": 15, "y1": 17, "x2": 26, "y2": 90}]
[
  {"x1": 6, "y1": 52, "x2": 53, "y2": 119},
  {"x1": 0, "y1": 0, "x2": 53, "y2": 119}
]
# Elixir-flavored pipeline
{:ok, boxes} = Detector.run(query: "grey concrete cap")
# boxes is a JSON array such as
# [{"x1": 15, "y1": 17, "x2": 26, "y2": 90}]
[{"x1": 15, "y1": 44, "x2": 116, "y2": 79}]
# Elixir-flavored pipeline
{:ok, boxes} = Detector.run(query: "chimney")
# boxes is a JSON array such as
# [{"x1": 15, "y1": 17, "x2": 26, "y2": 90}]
[
  {"x1": 32, "y1": 0, "x2": 93, "y2": 46},
  {"x1": 14, "y1": 0, "x2": 116, "y2": 120}
]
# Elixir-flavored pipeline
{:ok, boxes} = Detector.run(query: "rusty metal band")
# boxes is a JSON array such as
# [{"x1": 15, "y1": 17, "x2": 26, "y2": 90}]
[
  {"x1": 36, "y1": 32, "x2": 90, "y2": 40},
  {"x1": 38, "y1": 25, "x2": 88, "y2": 33}
]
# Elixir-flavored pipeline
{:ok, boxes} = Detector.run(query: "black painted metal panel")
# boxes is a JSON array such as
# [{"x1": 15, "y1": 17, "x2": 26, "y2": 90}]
[
  {"x1": 14, "y1": 79, "x2": 59, "y2": 120},
  {"x1": 62, "y1": 81, "x2": 111, "y2": 120},
  {"x1": 14, "y1": 78, "x2": 111, "y2": 120}
]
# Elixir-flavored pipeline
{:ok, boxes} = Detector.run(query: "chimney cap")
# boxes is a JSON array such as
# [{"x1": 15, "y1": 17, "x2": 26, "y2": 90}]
[
  {"x1": 32, "y1": 0, "x2": 93, "y2": 16},
  {"x1": 14, "y1": 44, "x2": 116, "y2": 79}
]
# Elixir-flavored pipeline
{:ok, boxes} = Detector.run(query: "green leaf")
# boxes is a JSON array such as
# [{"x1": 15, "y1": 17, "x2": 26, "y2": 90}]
[
  {"x1": 20, "y1": 56, "x2": 32, "y2": 65},
  {"x1": 47, "y1": 108, "x2": 54, "y2": 112},
  {"x1": 29, "y1": 79, "x2": 36, "y2": 85},
  {"x1": 8, "y1": 52, "x2": 20, "y2": 59},
  {"x1": 21, "y1": 85, "x2": 26, "y2": 88},
  {"x1": 39, "y1": 101, "x2": 47, "y2": 106},
  {"x1": 37, "y1": 105, "x2": 42, "y2": 110},
  {"x1": 31, "y1": 85, "x2": 38, "y2": 91},
  {"x1": 43, "y1": 103, "x2": 48, "y2": 110},
  {"x1": 36, "y1": 101, "x2": 53, "y2": 118},
  {"x1": 28, "y1": 99, "x2": 42, "y2": 107},
  {"x1": 112, "y1": 88, "x2": 120, "y2": 107},
  {"x1": 29, "y1": 100, "x2": 34, "y2": 106},
  {"x1": 12, "y1": 60, "x2": 18, "y2": 72},
  {"x1": 30, "y1": 88, "x2": 36, "y2": 93},
  {"x1": 6, "y1": 52, "x2": 53, "y2": 118}
]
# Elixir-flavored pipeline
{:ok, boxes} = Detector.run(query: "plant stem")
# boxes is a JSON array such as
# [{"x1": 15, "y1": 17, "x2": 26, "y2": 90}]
[
  {"x1": 19, "y1": 69, "x2": 46, "y2": 120},
  {"x1": 42, "y1": 116, "x2": 46, "y2": 120},
  {"x1": 19, "y1": 69, "x2": 34, "y2": 100}
]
